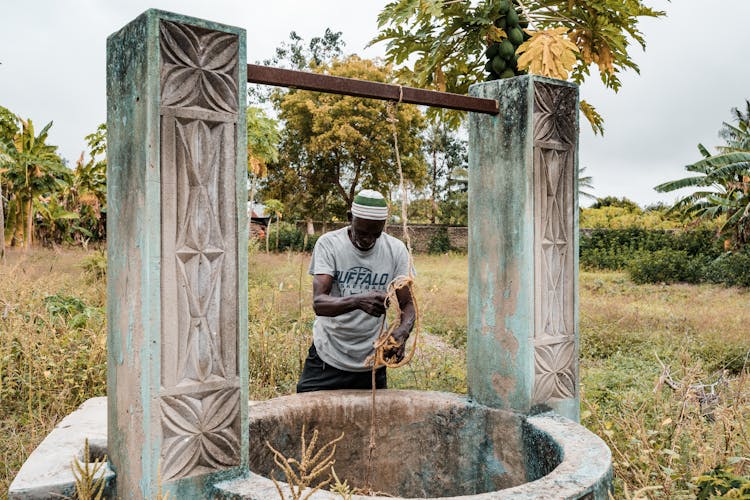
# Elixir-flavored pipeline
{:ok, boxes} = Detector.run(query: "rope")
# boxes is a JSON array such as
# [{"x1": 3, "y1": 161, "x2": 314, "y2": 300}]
[{"x1": 362, "y1": 88, "x2": 420, "y2": 492}]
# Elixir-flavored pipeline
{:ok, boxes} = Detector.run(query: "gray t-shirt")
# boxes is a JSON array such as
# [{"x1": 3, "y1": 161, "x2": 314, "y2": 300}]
[{"x1": 309, "y1": 227, "x2": 411, "y2": 371}]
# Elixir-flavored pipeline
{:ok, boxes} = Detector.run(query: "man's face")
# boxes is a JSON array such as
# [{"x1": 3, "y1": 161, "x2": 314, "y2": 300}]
[{"x1": 349, "y1": 216, "x2": 386, "y2": 251}]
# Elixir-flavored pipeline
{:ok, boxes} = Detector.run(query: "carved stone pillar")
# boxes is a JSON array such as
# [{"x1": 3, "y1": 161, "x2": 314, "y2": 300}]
[
  {"x1": 467, "y1": 76, "x2": 579, "y2": 421},
  {"x1": 106, "y1": 10, "x2": 247, "y2": 498}
]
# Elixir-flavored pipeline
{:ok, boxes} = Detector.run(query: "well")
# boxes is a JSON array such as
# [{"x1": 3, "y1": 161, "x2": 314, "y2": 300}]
[
  {"x1": 238, "y1": 391, "x2": 611, "y2": 499},
  {"x1": 9, "y1": 9, "x2": 613, "y2": 500}
]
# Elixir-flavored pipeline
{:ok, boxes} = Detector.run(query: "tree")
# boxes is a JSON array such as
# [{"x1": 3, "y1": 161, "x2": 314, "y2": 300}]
[
  {"x1": 0, "y1": 106, "x2": 19, "y2": 261},
  {"x1": 371, "y1": 0, "x2": 665, "y2": 132},
  {"x1": 655, "y1": 102, "x2": 750, "y2": 248},
  {"x1": 591, "y1": 196, "x2": 640, "y2": 212},
  {"x1": 440, "y1": 164, "x2": 469, "y2": 225},
  {"x1": 68, "y1": 124, "x2": 108, "y2": 244},
  {"x1": 264, "y1": 55, "x2": 428, "y2": 222},
  {"x1": 263, "y1": 198, "x2": 284, "y2": 252},
  {"x1": 0, "y1": 116, "x2": 68, "y2": 250},
  {"x1": 422, "y1": 120, "x2": 467, "y2": 223},
  {"x1": 251, "y1": 28, "x2": 346, "y2": 104},
  {"x1": 247, "y1": 107, "x2": 280, "y2": 208},
  {"x1": 578, "y1": 166, "x2": 596, "y2": 202}
]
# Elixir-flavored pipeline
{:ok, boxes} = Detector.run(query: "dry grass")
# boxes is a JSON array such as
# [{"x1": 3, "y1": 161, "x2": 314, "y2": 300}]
[
  {"x1": 1, "y1": 249, "x2": 749, "y2": 498},
  {"x1": 0, "y1": 247, "x2": 106, "y2": 498}
]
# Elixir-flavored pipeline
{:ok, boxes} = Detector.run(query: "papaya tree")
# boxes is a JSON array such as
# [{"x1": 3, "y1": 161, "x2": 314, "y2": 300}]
[
  {"x1": 655, "y1": 101, "x2": 750, "y2": 248},
  {"x1": 371, "y1": 0, "x2": 665, "y2": 133}
]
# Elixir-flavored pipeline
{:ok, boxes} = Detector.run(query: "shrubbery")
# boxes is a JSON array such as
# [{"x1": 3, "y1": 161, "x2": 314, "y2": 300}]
[
  {"x1": 427, "y1": 226, "x2": 453, "y2": 254},
  {"x1": 265, "y1": 222, "x2": 319, "y2": 252},
  {"x1": 626, "y1": 249, "x2": 706, "y2": 285},
  {"x1": 581, "y1": 228, "x2": 750, "y2": 287},
  {"x1": 580, "y1": 228, "x2": 722, "y2": 270}
]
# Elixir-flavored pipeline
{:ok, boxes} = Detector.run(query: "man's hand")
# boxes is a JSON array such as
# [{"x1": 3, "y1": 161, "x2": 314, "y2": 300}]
[
  {"x1": 356, "y1": 291, "x2": 388, "y2": 317},
  {"x1": 383, "y1": 327, "x2": 409, "y2": 362}
]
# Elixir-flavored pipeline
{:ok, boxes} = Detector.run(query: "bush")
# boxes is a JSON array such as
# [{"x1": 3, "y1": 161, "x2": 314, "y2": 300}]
[
  {"x1": 696, "y1": 466, "x2": 750, "y2": 499},
  {"x1": 626, "y1": 249, "x2": 706, "y2": 284},
  {"x1": 580, "y1": 228, "x2": 722, "y2": 270},
  {"x1": 704, "y1": 251, "x2": 750, "y2": 287},
  {"x1": 80, "y1": 250, "x2": 107, "y2": 281},
  {"x1": 428, "y1": 226, "x2": 453, "y2": 254},
  {"x1": 266, "y1": 222, "x2": 319, "y2": 252}
]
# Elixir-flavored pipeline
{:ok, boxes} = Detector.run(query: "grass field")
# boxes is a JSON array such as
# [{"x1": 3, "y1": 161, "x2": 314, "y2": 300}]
[{"x1": 1, "y1": 247, "x2": 749, "y2": 498}]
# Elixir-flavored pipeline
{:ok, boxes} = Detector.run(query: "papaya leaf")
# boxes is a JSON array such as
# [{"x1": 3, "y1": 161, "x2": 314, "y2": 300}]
[
  {"x1": 579, "y1": 100, "x2": 604, "y2": 135},
  {"x1": 487, "y1": 26, "x2": 507, "y2": 42},
  {"x1": 516, "y1": 27, "x2": 579, "y2": 81}
]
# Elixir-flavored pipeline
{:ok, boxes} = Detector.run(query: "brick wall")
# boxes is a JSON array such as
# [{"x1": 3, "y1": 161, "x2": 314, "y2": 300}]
[{"x1": 296, "y1": 222, "x2": 469, "y2": 253}]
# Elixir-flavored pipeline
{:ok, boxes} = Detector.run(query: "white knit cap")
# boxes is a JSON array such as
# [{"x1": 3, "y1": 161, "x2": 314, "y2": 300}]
[{"x1": 351, "y1": 189, "x2": 388, "y2": 220}]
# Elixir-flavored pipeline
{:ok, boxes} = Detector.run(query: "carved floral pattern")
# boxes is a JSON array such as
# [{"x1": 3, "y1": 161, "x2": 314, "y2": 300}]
[
  {"x1": 160, "y1": 21, "x2": 238, "y2": 113},
  {"x1": 539, "y1": 147, "x2": 570, "y2": 337},
  {"x1": 160, "y1": 388, "x2": 240, "y2": 480},
  {"x1": 533, "y1": 82, "x2": 577, "y2": 403},
  {"x1": 174, "y1": 119, "x2": 229, "y2": 384},
  {"x1": 533, "y1": 341, "x2": 576, "y2": 402},
  {"x1": 533, "y1": 82, "x2": 576, "y2": 145}
]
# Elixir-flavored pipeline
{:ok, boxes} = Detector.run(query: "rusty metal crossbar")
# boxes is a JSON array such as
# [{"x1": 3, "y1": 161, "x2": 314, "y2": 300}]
[{"x1": 247, "y1": 64, "x2": 499, "y2": 115}]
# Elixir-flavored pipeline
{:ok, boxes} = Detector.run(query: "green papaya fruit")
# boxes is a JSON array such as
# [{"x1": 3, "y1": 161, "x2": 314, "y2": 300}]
[
  {"x1": 499, "y1": 39, "x2": 515, "y2": 59},
  {"x1": 491, "y1": 55, "x2": 507, "y2": 74},
  {"x1": 500, "y1": 68, "x2": 516, "y2": 79},
  {"x1": 506, "y1": 7, "x2": 519, "y2": 28},
  {"x1": 497, "y1": 0, "x2": 510, "y2": 15},
  {"x1": 493, "y1": 16, "x2": 507, "y2": 29},
  {"x1": 508, "y1": 27, "x2": 523, "y2": 46},
  {"x1": 485, "y1": 42, "x2": 500, "y2": 59}
]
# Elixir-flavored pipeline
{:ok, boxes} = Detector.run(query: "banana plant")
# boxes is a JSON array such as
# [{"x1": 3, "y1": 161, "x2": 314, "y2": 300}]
[
  {"x1": 656, "y1": 102, "x2": 750, "y2": 248},
  {"x1": 0, "y1": 117, "x2": 68, "y2": 250}
]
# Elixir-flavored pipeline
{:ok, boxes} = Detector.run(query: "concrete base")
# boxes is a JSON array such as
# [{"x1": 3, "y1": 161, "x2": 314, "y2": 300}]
[
  {"x1": 9, "y1": 392, "x2": 611, "y2": 499},
  {"x1": 8, "y1": 398, "x2": 114, "y2": 499}
]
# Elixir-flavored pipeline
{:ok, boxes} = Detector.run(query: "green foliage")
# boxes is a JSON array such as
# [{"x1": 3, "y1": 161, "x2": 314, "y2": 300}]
[
  {"x1": 696, "y1": 466, "x2": 750, "y2": 499},
  {"x1": 371, "y1": 0, "x2": 665, "y2": 129},
  {"x1": 590, "y1": 196, "x2": 641, "y2": 211},
  {"x1": 703, "y1": 251, "x2": 750, "y2": 288},
  {"x1": 422, "y1": 121, "x2": 468, "y2": 224},
  {"x1": 580, "y1": 228, "x2": 723, "y2": 270},
  {"x1": 0, "y1": 116, "x2": 68, "y2": 249},
  {"x1": 580, "y1": 205, "x2": 691, "y2": 230},
  {"x1": 81, "y1": 250, "x2": 107, "y2": 281},
  {"x1": 626, "y1": 249, "x2": 706, "y2": 285},
  {"x1": 265, "y1": 221, "x2": 319, "y2": 252},
  {"x1": 0, "y1": 112, "x2": 107, "y2": 249},
  {"x1": 44, "y1": 293, "x2": 102, "y2": 330},
  {"x1": 439, "y1": 190, "x2": 468, "y2": 226},
  {"x1": 655, "y1": 100, "x2": 750, "y2": 248},
  {"x1": 264, "y1": 55, "x2": 427, "y2": 222},
  {"x1": 427, "y1": 226, "x2": 452, "y2": 254}
]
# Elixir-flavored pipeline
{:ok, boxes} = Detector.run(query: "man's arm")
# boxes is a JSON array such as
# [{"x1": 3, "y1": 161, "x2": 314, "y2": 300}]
[
  {"x1": 385, "y1": 285, "x2": 416, "y2": 362},
  {"x1": 312, "y1": 274, "x2": 387, "y2": 317}
]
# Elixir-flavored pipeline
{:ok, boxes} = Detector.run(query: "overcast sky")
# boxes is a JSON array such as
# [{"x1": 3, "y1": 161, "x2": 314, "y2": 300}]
[{"x1": 2, "y1": 1, "x2": 749, "y2": 207}]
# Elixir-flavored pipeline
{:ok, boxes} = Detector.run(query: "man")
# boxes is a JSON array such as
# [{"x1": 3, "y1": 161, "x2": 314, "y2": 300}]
[{"x1": 296, "y1": 189, "x2": 415, "y2": 393}]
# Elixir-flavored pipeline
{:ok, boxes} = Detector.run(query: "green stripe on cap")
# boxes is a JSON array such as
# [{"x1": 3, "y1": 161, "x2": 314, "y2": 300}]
[{"x1": 353, "y1": 189, "x2": 387, "y2": 207}]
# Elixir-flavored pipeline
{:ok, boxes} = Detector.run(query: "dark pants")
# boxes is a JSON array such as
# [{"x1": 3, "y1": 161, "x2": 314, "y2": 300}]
[{"x1": 296, "y1": 343, "x2": 387, "y2": 393}]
